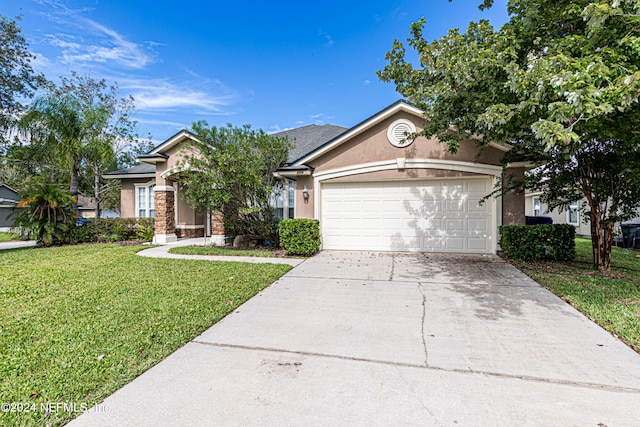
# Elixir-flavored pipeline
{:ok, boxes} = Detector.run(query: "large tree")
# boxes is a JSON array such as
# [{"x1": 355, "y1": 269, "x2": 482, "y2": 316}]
[
  {"x1": 0, "y1": 15, "x2": 47, "y2": 135},
  {"x1": 378, "y1": 0, "x2": 640, "y2": 271},
  {"x1": 178, "y1": 123, "x2": 292, "y2": 243},
  {"x1": 18, "y1": 73, "x2": 145, "y2": 216}
]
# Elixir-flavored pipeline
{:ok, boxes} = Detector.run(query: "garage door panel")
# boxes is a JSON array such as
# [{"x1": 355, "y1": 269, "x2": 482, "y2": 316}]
[
  {"x1": 467, "y1": 199, "x2": 489, "y2": 212},
  {"x1": 445, "y1": 218, "x2": 465, "y2": 231},
  {"x1": 321, "y1": 179, "x2": 494, "y2": 253}
]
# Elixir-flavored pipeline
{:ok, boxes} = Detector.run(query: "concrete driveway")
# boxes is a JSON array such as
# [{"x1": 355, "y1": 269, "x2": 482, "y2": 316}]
[{"x1": 72, "y1": 252, "x2": 640, "y2": 426}]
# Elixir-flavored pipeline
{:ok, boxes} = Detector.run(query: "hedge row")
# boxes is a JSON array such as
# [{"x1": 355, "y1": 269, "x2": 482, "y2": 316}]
[
  {"x1": 499, "y1": 224, "x2": 575, "y2": 261},
  {"x1": 65, "y1": 218, "x2": 155, "y2": 244},
  {"x1": 279, "y1": 219, "x2": 321, "y2": 257}
]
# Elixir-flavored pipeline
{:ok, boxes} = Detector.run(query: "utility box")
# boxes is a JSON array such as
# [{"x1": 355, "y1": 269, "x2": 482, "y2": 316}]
[
  {"x1": 620, "y1": 224, "x2": 640, "y2": 249},
  {"x1": 525, "y1": 216, "x2": 553, "y2": 225}
]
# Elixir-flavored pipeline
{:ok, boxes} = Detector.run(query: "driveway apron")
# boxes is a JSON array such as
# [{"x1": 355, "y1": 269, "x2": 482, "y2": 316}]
[{"x1": 71, "y1": 251, "x2": 640, "y2": 426}]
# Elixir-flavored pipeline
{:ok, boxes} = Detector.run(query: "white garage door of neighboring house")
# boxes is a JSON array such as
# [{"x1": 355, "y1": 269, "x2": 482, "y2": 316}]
[{"x1": 321, "y1": 178, "x2": 494, "y2": 253}]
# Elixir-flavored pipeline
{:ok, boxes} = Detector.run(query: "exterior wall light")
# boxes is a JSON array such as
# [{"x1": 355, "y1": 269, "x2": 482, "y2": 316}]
[{"x1": 302, "y1": 185, "x2": 309, "y2": 203}]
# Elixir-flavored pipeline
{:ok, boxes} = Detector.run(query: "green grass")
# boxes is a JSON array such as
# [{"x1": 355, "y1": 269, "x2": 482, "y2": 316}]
[
  {"x1": 168, "y1": 245, "x2": 276, "y2": 258},
  {"x1": 511, "y1": 238, "x2": 640, "y2": 353},
  {"x1": 0, "y1": 244, "x2": 290, "y2": 426},
  {"x1": 0, "y1": 232, "x2": 20, "y2": 242}
]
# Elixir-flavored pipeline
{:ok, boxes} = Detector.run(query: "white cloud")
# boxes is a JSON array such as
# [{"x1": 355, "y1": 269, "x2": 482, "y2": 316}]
[
  {"x1": 118, "y1": 78, "x2": 237, "y2": 113},
  {"x1": 38, "y1": 1, "x2": 155, "y2": 70},
  {"x1": 57, "y1": 18, "x2": 153, "y2": 69},
  {"x1": 318, "y1": 30, "x2": 335, "y2": 48},
  {"x1": 268, "y1": 125, "x2": 294, "y2": 134},
  {"x1": 135, "y1": 118, "x2": 187, "y2": 129},
  {"x1": 31, "y1": 52, "x2": 52, "y2": 70},
  {"x1": 363, "y1": 79, "x2": 371, "y2": 86},
  {"x1": 310, "y1": 113, "x2": 324, "y2": 119}
]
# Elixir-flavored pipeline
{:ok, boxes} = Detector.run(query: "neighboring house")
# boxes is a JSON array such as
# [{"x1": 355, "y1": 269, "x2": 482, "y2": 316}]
[
  {"x1": 76, "y1": 195, "x2": 120, "y2": 219},
  {"x1": 525, "y1": 192, "x2": 640, "y2": 239},
  {"x1": 525, "y1": 192, "x2": 591, "y2": 237},
  {"x1": 0, "y1": 183, "x2": 20, "y2": 232},
  {"x1": 105, "y1": 101, "x2": 526, "y2": 253}
]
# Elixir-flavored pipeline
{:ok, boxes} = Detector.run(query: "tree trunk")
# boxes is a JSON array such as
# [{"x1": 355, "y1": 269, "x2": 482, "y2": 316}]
[
  {"x1": 94, "y1": 166, "x2": 101, "y2": 219},
  {"x1": 589, "y1": 211, "x2": 612, "y2": 272},
  {"x1": 69, "y1": 158, "x2": 81, "y2": 216}
]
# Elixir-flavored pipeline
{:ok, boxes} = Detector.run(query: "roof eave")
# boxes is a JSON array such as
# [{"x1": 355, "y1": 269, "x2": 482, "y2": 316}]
[{"x1": 146, "y1": 129, "x2": 200, "y2": 156}]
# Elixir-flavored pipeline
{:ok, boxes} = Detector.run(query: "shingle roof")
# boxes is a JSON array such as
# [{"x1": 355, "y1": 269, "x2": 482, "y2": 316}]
[
  {"x1": 272, "y1": 124, "x2": 348, "y2": 164},
  {"x1": 104, "y1": 163, "x2": 155, "y2": 176}
]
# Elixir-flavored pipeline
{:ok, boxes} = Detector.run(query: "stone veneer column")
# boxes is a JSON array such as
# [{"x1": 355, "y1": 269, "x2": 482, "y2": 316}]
[
  {"x1": 210, "y1": 210, "x2": 226, "y2": 246},
  {"x1": 154, "y1": 185, "x2": 177, "y2": 244}
]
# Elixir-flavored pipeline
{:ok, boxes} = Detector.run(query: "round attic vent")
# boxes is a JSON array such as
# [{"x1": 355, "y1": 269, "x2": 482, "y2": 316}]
[{"x1": 387, "y1": 119, "x2": 416, "y2": 148}]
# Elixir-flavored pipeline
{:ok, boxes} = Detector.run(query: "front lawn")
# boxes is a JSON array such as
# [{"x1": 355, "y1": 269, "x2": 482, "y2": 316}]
[
  {"x1": 169, "y1": 245, "x2": 276, "y2": 258},
  {"x1": 0, "y1": 244, "x2": 291, "y2": 426},
  {"x1": 511, "y1": 238, "x2": 640, "y2": 353},
  {"x1": 0, "y1": 232, "x2": 20, "y2": 242}
]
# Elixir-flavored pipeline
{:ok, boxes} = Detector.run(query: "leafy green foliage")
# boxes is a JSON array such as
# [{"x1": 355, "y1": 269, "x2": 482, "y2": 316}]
[
  {"x1": 10, "y1": 180, "x2": 75, "y2": 246},
  {"x1": 500, "y1": 224, "x2": 576, "y2": 261},
  {"x1": 14, "y1": 73, "x2": 145, "y2": 214},
  {"x1": 136, "y1": 225, "x2": 155, "y2": 242},
  {"x1": 0, "y1": 244, "x2": 291, "y2": 426},
  {"x1": 65, "y1": 218, "x2": 155, "y2": 244},
  {"x1": 279, "y1": 219, "x2": 321, "y2": 257},
  {"x1": 0, "y1": 15, "x2": 47, "y2": 133},
  {"x1": 179, "y1": 123, "x2": 292, "y2": 243},
  {"x1": 378, "y1": 0, "x2": 640, "y2": 271}
]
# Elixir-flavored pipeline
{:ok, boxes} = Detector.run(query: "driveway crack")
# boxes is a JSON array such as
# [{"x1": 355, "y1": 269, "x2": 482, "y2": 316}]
[
  {"x1": 389, "y1": 253, "x2": 395, "y2": 281},
  {"x1": 418, "y1": 282, "x2": 429, "y2": 367}
]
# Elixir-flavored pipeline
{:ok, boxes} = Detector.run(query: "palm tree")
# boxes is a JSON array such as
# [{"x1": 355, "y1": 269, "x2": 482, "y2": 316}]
[
  {"x1": 20, "y1": 94, "x2": 108, "y2": 208},
  {"x1": 10, "y1": 180, "x2": 76, "y2": 246}
]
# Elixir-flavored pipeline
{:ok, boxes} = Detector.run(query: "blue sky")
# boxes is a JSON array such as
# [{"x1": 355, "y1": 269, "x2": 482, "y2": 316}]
[{"x1": 5, "y1": 0, "x2": 509, "y2": 142}]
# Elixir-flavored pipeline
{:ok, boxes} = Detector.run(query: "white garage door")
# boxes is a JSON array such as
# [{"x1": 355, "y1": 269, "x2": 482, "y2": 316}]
[{"x1": 321, "y1": 178, "x2": 494, "y2": 253}]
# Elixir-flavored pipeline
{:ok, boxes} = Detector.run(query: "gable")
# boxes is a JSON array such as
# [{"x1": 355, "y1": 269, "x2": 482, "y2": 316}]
[
  {"x1": 0, "y1": 184, "x2": 19, "y2": 202},
  {"x1": 307, "y1": 108, "x2": 507, "y2": 175}
]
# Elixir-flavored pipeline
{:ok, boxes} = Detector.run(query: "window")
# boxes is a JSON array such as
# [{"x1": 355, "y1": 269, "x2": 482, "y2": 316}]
[
  {"x1": 567, "y1": 201, "x2": 579, "y2": 226},
  {"x1": 287, "y1": 183, "x2": 295, "y2": 219},
  {"x1": 135, "y1": 181, "x2": 156, "y2": 218},
  {"x1": 533, "y1": 197, "x2": 541, "y2": 216},
  {"x1": 271, "y1": 180, "x2": 295, "y2": 221}
]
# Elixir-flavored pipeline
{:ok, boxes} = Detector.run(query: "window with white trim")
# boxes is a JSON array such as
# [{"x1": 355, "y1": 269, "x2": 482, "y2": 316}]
[
  {"x1": 533, "y1": 197, "x2": 541, "y2": 216},
  {"x1": 567, "y1": 201, "x2": 579, "y2": 226},
  {"x1": 271, "y1": 180, "x2": 296, "y2": 221},
  {"x1": 135, "y1": 181, "x2": 156, "y2": 218}
]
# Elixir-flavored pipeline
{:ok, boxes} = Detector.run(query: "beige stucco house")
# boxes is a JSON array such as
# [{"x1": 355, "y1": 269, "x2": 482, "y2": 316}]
[
  {"x1": 105, "y1": 101, "x2": 526, "y2": 253},
  {"x1": 524, "y1": 193, "x2": 591, "y2": 237}
]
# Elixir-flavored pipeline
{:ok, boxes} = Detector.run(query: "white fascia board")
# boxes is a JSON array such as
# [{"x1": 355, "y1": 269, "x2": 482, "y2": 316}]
[
  {"x1": 506, "y1": 161, "x2": 536, "y2": 168},
  {"x1": 526, "y1": 191, "x2": 544, "y2": 197},
  {"x1": 274, "y1": 170, "x2": 312, "y2": 179},
  {"x1": 137, "y1": 157, "x2": 166, "y2": 164},
  {"x1": 149, "y1": 131, "x2": 201, "y2": 155}
]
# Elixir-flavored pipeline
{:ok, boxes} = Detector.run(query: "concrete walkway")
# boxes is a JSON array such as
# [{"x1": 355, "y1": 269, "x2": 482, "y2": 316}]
[
  {"x1": 0, "y1": 240, "x2": 37, "y2": 250},
  {"x1": 136, "y1": 237, "x2": 305, "y2": 266},
  {"x1": 71, "y1": 251, "x2": 640, "y2": 426}
]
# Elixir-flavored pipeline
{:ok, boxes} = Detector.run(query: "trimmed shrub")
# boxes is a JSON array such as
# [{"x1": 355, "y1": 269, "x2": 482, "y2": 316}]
[
  {"x1": 499, "y1": 224, "x2": 576, "y2": 261},
  {"x1": 65, "y1": 218, "x2": 155, "y2": 244},
  {"x1": 279, "y1": 219, "x2": 321, "y2": 257},
  {"x1": 136, "y1": 225, "x2": 155, "y2": 242}
]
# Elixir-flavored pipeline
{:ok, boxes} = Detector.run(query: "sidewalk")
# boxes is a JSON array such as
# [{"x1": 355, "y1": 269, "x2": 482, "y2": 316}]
[
  {"x1": 0, "y1": 240, "x2": 37, "y2": 250},
  {"x1": 136, "y1": 238, "x2": 305, "y2": 267}
]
